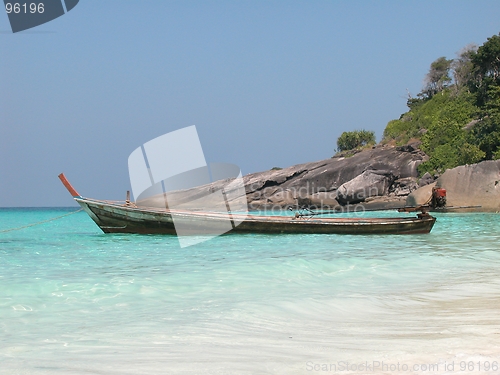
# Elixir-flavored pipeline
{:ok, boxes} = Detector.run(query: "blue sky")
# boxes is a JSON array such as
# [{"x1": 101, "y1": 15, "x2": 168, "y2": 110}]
[{"x1": 1, "y1": 0, "x2": 500, "y2": 206}]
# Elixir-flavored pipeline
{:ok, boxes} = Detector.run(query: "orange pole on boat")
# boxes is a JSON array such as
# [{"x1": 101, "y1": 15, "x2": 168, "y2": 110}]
[{"x1": 58, "y1": 173, "x2": 81, "y2": 198}]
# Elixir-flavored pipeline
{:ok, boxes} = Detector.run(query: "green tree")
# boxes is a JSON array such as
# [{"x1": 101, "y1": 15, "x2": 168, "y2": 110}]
[
  {"x1": 423, "y1": 57, "x2": 453, "y2": 97},
  {"x1": 469, "y1": 86, "x2": 500, "y2": 159},
  {"x1": 470, "y1": 33, "x2": 500, "y2": 106},
  {"x1": 452, "y1": 44, "x2": 477, "y2": 92},
  {"x1": 337, "y1": 130, "x2": 376, "y2": 152},
  {"x1": 473, "y1": 33, "x2": 500, "y2": 82},
  {"x1": 469, "y1": 116, "x2": 500, "y2": 159}
]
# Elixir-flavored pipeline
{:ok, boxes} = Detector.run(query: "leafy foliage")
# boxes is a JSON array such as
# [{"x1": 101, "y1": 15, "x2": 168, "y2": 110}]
[
  {"x1": 337, "y1": 130, "x2": 376, "y2": 152},
  {"x1": 423, "y1": 57, "x2": 453, "y2": 97},
  {"x1": 469, "y1": 115, "x2": 500, "y2": 159},
  {"x1": 420, "y1": 91, "x2": 477, "y2": 154},
  {"x1": 471, "y1": 34, "x2": 500, "y2": 106},
  {"x1": 452, "y1": 44, "x2": 477, "y2": 91},
  {"x1": 383, "y1": 90, "x2": 477, "y2": 146},
  {"x1": 384, "y1": 32, "x2": 500, "y2": 175},
  {"x1": 417, "y1": 142, "x2": 485, "y2": 175}
]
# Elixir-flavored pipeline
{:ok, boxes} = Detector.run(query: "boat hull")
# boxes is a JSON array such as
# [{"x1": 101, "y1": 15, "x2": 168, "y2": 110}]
[{"x1": 76, "y1": 198, "x2": 436, "y2": 235}]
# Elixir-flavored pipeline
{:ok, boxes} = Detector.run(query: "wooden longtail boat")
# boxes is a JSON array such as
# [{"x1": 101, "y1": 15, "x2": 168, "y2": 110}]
[{"x1": 58, "y1": 173, "x2": 436, "y2": 235}]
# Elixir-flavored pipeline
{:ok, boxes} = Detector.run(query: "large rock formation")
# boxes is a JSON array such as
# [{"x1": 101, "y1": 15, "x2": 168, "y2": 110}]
[
  {"x1": 406, "y1": 160, "x2": 500, "y2": 212},
  {"x1": 136, "y1": 145, "x2": 427, "y2": 211},
  {"x1": 336, "y1": 169, "x2": 395, "y2": 205},
  {"x1": 436, "y1": 160, "x2": 500, "y2": 211},
  {"x1": 243, "y1": 144, "x2": 427, "y2": 210},
  {"x1": 138, "y1": 146, "x2": 500, "y2": 213}
]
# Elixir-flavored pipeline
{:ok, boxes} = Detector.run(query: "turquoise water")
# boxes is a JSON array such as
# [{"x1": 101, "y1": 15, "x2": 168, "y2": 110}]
[{"x1": 1, "y1": 208, "x2": 500, "y2": 374}]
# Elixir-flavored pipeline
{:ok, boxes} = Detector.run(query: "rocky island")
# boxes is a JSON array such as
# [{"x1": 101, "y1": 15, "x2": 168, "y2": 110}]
[
  {"x1": 228, "y1": 33, "x2": 500, "y2": 213},
  {"x1": 140, "y1": 32, "x2": 500, "y2": 214},
  {"x1": 240, "y1": 32, "x2": 500, "y2": 213}
]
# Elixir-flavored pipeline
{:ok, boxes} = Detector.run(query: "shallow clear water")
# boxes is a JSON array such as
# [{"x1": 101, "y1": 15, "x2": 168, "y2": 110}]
[{"x1": 1, "y1": 208, "x2": 500, "y2": 374}]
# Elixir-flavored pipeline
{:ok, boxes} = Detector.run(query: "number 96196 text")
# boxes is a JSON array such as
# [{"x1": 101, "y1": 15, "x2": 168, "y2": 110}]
[{"x1": 5, "y1": 3, "x2": 45, "y2": 14}]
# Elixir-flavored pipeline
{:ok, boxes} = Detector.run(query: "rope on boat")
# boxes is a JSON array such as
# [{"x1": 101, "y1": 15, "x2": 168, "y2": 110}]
[{"x1": 0, "y1": 208, "x2": 83, "y2": 233}]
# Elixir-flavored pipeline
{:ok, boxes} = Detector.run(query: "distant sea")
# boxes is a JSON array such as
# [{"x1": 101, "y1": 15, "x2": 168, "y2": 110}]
[{"x1": 1, "y1": 208, "x2": 500, "y2": 375}]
